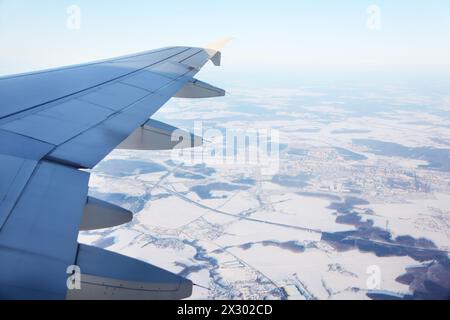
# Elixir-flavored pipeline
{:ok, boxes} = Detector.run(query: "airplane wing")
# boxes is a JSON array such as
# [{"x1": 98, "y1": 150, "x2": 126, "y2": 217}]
[{"x1": 0, "y1": 44, "x2": 226, "y2": 300}]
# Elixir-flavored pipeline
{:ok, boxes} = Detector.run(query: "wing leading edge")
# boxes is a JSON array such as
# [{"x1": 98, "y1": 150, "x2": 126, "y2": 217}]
[{"x1": 0, "y1": 43, "x2": 226, "y2": 300}]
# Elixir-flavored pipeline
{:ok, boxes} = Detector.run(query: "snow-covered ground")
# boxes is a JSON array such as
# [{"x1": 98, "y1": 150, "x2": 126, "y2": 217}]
[{"x1": 79, "y1": 82, "x2": 450, "y2": 300}]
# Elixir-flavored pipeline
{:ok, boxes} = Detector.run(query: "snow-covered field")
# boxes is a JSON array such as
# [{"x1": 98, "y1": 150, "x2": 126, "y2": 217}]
[{"x1": 79, "y1": 81, "x2": 450, "y2": 300}]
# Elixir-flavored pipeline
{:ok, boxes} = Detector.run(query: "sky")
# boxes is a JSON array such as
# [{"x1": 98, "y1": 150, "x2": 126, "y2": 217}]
[{"x1": 0, "y1": 0, "x2": 449, "y2": 79}]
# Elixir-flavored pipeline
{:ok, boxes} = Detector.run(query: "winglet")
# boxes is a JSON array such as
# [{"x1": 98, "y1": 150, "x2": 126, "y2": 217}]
[{"x1": 204, "y1": 37, "x2": 233, "y2": 66}]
